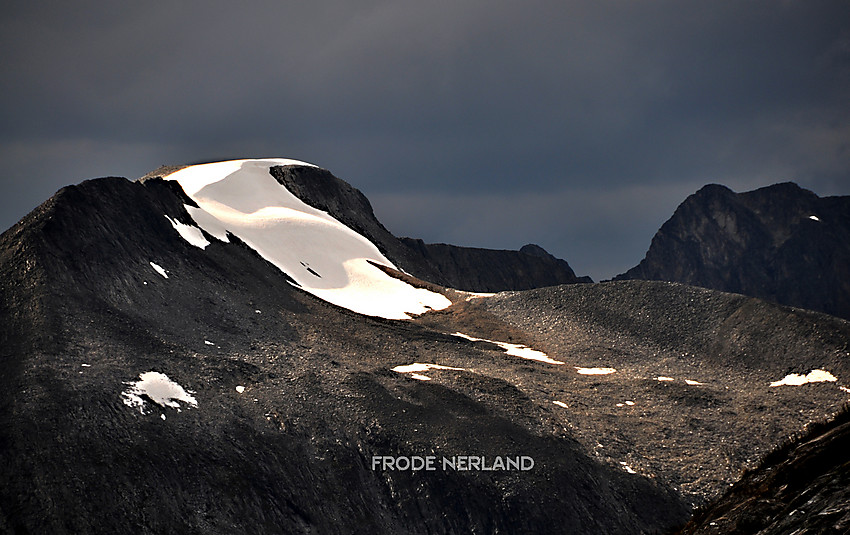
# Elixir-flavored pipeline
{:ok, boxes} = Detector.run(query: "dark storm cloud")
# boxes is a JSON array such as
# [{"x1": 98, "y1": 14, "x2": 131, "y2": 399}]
[{"x1": 2, "y1": 0, "x2": 848, "y2": 279}]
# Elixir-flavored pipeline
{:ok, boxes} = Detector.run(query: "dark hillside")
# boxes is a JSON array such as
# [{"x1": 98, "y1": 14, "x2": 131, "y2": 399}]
[
  {"x1": 0, "y1": 175, "x2": 684, "y2": 534},
  {"x1": 676, "y1": 406, "x2": 850, "y2": 534}
]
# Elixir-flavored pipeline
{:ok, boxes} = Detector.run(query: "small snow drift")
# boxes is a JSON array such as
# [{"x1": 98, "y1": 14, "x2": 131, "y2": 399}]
[
  {"x1": 149, "y1": 261, "x2": 168, "y2": 278},
  {"x1": 121, "y1": 371, "x2": 197, "y2": 413},
  {"x1": 576, "y1": 367, "x2": 616, "y2": 375},
  {"x1": 164, "y1": 159, "x2": 451, "y2": 320},
  {"x1": 770, "y1": 369, "x2": 837, "y2": 387},
  {"x1": 452, "y1": 332, "x2": 563, "y2": 364},
  {"x1": 165, "y1": 215, "x2": 210, "y2": 249},
  {"x1": 392, "y1": 362, "x2": 466, "y2": 381}
]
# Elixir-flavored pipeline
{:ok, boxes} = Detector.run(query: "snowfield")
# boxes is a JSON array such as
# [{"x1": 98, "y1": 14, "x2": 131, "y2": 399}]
[{"x1": 164, "y1": 159, "x2": 451, "y2": 320}]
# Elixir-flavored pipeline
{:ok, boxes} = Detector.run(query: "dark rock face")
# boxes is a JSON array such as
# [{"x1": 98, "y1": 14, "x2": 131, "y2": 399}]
[
  {"x1": 270, "y1": 164, "x2": 591, "y2": 291},
  {"x1": 677, "y1": 407, "x2": 850, "y2": 534},
  {"x1": 616, "y1": 182, "x2": 850, "y2": 320},
  {"x1": 0, "y1": 175, "x2": 684, "y2": 534},
  {"x1": 400, "y1": 239, "x2": 590, "y2": 292}
]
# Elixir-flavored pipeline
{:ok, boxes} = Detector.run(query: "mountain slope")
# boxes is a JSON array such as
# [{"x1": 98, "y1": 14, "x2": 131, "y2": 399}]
[
  {"x1": 0, "y1": 167, "x2": 682, "y2": 534},
  {"x1": 615, "y1": 183, "x2": 850, "y2": 320},
  {"x1": 2, "y1": 161, "x2": 848, "y2": 533},
  {"x1": 676, "y1": 406, "x2": 850, "y2": 534}
]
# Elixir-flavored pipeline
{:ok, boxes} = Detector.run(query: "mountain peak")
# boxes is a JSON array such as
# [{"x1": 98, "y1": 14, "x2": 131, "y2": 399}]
[{"x1": 616, "y1": 182, "x2": 850, "y2": 319}]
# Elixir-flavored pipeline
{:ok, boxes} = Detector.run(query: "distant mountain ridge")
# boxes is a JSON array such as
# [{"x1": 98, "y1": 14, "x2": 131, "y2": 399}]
[{"x1": 615, "y1": 182, "x2": 850, "y2": 320}]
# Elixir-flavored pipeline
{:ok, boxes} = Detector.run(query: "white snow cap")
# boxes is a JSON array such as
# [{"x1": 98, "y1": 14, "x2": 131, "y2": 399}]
[{"x1": 164, "y1": 159, "x2": 451, "y2": 320}]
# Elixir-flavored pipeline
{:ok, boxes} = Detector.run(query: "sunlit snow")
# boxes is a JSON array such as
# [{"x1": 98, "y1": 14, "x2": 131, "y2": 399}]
[
  {"x1": 685, "y1": 379, "x2": 704, "y2": 386},
  {"x1": 392, "y1": 363, "x2": 466, "y2": 374},
  {"x1": 552, "y1": 401, "x2": 568, "y2": 408},
  {"x1": 236, "y1": 385, "x2": 245, "y2": 393},
  {"x1": 165, "y1": 215, "x2": 210, "y2": 249},
  {"x1": 149, "y1": 261, "x2": 168, "y2": 278},
  {"x1": 121, "y1": 371, "x2": 197, "y2": 413},
  {"x1": 809, "y1": 215, "x2": 820, "y2": 221},
  {"x1": 575, "y1": 367, "x2": 616, "y2": 375},
  {"x1": 620, "y1": 462, "x2": 637, "y2": 474},
  {"x1": 452, "y1": 332, "x2": 564, "y2": 364},
  {"x1": 769, "y1": 369, "x2": 837, "y2": 387},
  {"x1": 656, "y1": 376, "x2": 674, "y2": 381},
  {"x1": 392, "y1": 362, "x2": 466, "y2": 381},
  {"x1": 164, "y1": 159, "x2": 451, "y2": 320}
]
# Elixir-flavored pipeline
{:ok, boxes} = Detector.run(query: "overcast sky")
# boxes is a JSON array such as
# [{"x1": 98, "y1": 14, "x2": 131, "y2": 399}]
[{"x1": 2, "y1": 1, "x2": 848, "y2": 280}]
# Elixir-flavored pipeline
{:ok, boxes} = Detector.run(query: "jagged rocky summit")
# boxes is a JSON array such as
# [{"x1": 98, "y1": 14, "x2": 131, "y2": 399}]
[{"x1": 616, "y1": 182, "x2": 850, "y2": 320}]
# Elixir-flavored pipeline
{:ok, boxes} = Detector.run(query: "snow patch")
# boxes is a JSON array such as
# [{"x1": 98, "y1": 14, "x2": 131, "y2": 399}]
[
  {"x1": 149, "y1": 262, "x2": 168, "y2": 278},
  {"x1": 770, "y1": 369, "x2": 837, "y2": 387},
  {"x1": 452, "y1": 332, "x2": 563, "y2": 365},
  {"x1": 552, "y1": 401, "x2": 568, "y2": 408},
  {"x1": 656, "y1": 376, "x2": 674, "y2": 381},
  {"x1": 809, "y1": 215, "x2": 820, "y2": 221},
  {"x1": 620, "y1": 462, "x2": 637, "y2": 474},
  {"x1": 392, "y1": 363, "x2": 465, "y2": 374},
  {"x1": 236, "y1": 385, "x2": 245, "y2": 393},
  {"x1": 164, "y1": 159, "x2": 451, "y2": 320},
  {"x1": 165, "y1": 215, "x2": 210, "y2": 249},
  {"x1": 392, "y1": 363, "x2": 466, "y2": 381},
  {"x1": 204, "y1": 340, "x2": 215, "y2": 346},
  {"x1": 685, "y1": 379, "x2": 704, "y2": 386},
  {"x1": 575, "y1": 367, "x2": 616, "y2": 375},
  {"x1": 121, "y1": 372, "x2": 197, "y2": 413}
]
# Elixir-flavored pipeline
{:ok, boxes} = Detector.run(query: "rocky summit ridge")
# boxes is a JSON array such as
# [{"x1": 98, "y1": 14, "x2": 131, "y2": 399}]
[{"x1": 616, "y1": 182, "x2": 850, "y2": 320}]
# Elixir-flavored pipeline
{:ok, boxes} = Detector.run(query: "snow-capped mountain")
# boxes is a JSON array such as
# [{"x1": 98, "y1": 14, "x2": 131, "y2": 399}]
[
  {"x1": 162, "y1": 158, "x2": 451, "y2": 320},
  {"x1": 1, "y1": 159, "x2": 848, "y2": 534}
]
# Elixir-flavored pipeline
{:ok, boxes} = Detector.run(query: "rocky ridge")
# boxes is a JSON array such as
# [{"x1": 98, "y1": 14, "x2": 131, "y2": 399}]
[{"x1": 616, "y1": 182, "x2": 850, "y2": 320}]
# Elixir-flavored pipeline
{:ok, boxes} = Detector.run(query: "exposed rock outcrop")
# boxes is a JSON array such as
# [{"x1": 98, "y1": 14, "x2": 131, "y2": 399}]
[{"x1": 616, "y1": 182, "x2": 850, "y2": 320}]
